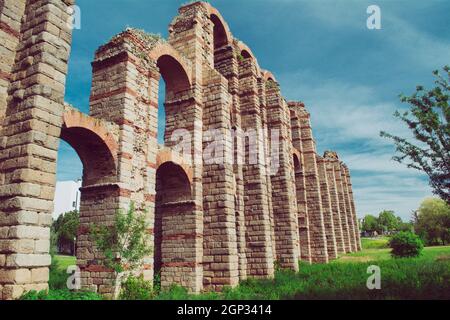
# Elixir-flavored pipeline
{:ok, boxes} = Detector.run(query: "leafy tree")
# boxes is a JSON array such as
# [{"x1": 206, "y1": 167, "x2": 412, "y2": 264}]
[
  {"x1": 51, "y1": 210, "x2": 79, "y2": 255},
  {"x1": 362, "y1": 215, "x2": 379, "y2": 233},
  {"x1": 90, "y1": 203, "x2": 152, "y2": 299},
  {"x1": 380, "y1": 66, "x2": 450, "y2": 203},
  {"x1": 397, "y1": 221, "x2": 414, "y2": 233},
  {"x1": 414, "y1": 197, "x2": 450, "y2": 245},
  {"x1": 378, "y1": 210, "x2": 400, "y2": 233}
]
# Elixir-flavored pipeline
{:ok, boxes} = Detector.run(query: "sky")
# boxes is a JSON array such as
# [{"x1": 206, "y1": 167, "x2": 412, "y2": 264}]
[{"x1": 59, "y1": 0, "x2": 450, "y2": 220}]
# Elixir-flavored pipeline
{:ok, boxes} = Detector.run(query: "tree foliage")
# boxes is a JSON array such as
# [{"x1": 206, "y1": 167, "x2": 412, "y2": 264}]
[
  {"x1": 389, "y1": 231, "x2": 424, "y2": 258},
  {"x1": 90, "y1": 203, "x2": 152, "y2": 274},
  {"x1": 380, "y1": 66, "x2": 450, "y2": 203},
  {"x1": 414, "y1": 197, "x2": 450, "y2": 246},
  {"x1": 361, "y1": 210, "x2": 410, "y2": 234},
  {"x1": 362, "y1": 215, "x2": 379, "y2": 233},
  {"x1": 378, "y1": 210, "x2": 400, "y2": 233},
  {"x1": 51, "y1": 210, "x2": 79, "y2": 254}
]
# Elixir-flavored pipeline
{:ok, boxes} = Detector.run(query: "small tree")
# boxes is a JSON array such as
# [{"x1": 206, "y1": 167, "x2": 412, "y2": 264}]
[
  {"x1": 389, "y1": 231, "x2": 424, "y2": 258},
  {"x1": 362, "y1": 215, "x2": 379, "y2": 234},
  {"x1": 90, "y1": 203, "x2": 152, "y2": 299},
  {"x1": 378, "y1": 210, "x2": 400, "y2": 233},
  {"x1": 380, "y1": 66, "x2": 450, "y2": 203}
]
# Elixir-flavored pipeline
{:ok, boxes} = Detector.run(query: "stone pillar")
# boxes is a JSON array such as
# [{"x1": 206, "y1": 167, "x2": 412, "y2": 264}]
[
  {"x1": 297, "y1": 106, "x2": 328, "y2": 263},
  {"x1": 342, "y1": 165, "x2": 359, "y2": 252},
  {"x1": 0, "y1": 0, "x2": 26, "y2": 124},
  {"x1": 214, "y1": 41, "x2": 247, "y2": 281},
  {"x1": 345, "y1": 166, "x2": 361, "y2": 251},
  {"x1": 324, "y1": 156, "x2": 345, "y2": 254},
  {"x1": 340, "y1": 164, "x2": 357, "y2": 252},
  {"x1": 289, "y1": 104, "x2": 311, "y2": 263},
  {"x1": 202, "y1": 67, "x2": 239, "y2": 290},
  {"x1": 317, "y1": 157, "x2": 338, "y2": 260},
  {"x1": 266, "y1": 82, "x2": 299, "y2": 271},
  {"x1": 84, "y1": 30, "x2": 158, "y2": 295},
  {"x1": 0, "y1": 0, "x2": 73, "y2": 300},
  {"x1": 334, "y1": 163, "x2": 352, "y2": 253},
  {"x1": 258, "y1": 77, "x2": 277, "y2": 270},
  {"x1": 239, "y1": 58, "x2": 274, "y2": 278}
]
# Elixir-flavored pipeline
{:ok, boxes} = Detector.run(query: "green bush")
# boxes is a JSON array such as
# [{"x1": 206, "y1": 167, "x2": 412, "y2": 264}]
[
  {"x1": 389, "y1": 231, "x2": 424, "y2": 258},
  {"x1": 20, "y1": 289, "x2": 102, "y2": 300},
  {"x1": 119, "y1": 275, "x2": 154, "y2": 300}
]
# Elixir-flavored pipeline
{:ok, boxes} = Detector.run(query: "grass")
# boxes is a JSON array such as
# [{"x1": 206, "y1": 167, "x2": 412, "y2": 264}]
[
  {"x1": 153, "y1": 245, "x2": 450, "y2": 300},
  {"x1": 361, "y1": 237, "x2": 390, "y2": 249},
  {"x1": 46, "y1": 246, "x2": 450, "y2": 300},
  {"x1": 49, "y1": 255, "x2": 76, "y2": 290}
]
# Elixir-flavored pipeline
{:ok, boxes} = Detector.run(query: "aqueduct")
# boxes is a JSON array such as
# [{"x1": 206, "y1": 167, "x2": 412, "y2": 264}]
[{"x1": 0, "y1": 1, "x2": 361, "y2": 299}]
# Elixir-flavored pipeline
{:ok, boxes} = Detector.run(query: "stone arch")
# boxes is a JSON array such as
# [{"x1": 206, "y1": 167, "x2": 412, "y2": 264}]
[
  {"x1": 262, "y1": 70, "x2": 277, "y2": 83},
  {"x1": 207, "y1": 5, "x2": 233, "y2": 50},
  {"x1": 236, "y1": 41, "x2": 261, "y2": 73},
  {"x1": 156, "y1": 148, "x2": 193, "y2": 186},
  {"x1": 149, "y1": 43, "x2": 192, "y2": 97},
  {"x1": 148, "y1": 42, "x2": 195, "y2": 149},
  {"x1": 61, "y1": 109, "x2": 118, "y2": 186},
  {"x1": 241, "y1": 49, "x2": 252, "y2": 59},
  {"x1": 154, "y1": 160, "x2": 199, "y2": 292}
]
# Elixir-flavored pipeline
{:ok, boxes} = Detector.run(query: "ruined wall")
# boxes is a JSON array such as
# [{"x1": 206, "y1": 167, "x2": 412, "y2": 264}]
[{"x1": 0, "y1": 1, "x2": 361, "y2": 299}]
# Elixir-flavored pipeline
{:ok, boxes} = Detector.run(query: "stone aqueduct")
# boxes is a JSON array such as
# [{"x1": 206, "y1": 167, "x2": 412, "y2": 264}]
[{"x1": 0, "y1": 1, "x2": 361, "y2": 299}]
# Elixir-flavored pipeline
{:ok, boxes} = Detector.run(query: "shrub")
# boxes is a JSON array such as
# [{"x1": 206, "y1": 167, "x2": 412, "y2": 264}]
[
  {"x1": 20, "y1": 289, "x2": 102, "y2": 300},
  {"x1": 389, "y1": 231, "x2": 424, "y2": 258},
  {"x1": 119, "y1": 275, "x2": 154, "y2": 300}
]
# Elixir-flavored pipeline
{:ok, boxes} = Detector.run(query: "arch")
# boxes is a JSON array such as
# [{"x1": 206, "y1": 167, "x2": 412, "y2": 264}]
[
  {"x1": 241, "y1": 49, "x2": 252, "y2": 59},
  {"x1": 206, "y1": 4, "x2": 232, "y2": 49},
  {"x1": 61, "y1": 109, "x2": 118, "y2": 186},
  {"x1": 156, "y1": 161, "x2": 192, "y2": 203},
  {"x1": 149, "y1": 42, "x2": 192, "y2": 95},
  {"x1": 156, "y1": 148, "x2": 193, "y2": 186},
  {"x1": 154, "y1": 160, "x2": 196, "y2": 291},
  {"x1": 236, "y1": 41, "x2": 255, "y2": 60},
  {"x1": 262, "y1": 70, "x2": 277, "y2": 83},
  {"x1": 236, "y1": 40, "x2": 261, "y2": 74}
]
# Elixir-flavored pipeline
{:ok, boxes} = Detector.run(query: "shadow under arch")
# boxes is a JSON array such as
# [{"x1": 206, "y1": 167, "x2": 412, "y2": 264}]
[
  {"x1": 157, "y1": 54, "x2": 191, "y2": 98},
  {"x1": 154, "y1": 161, "x2": 197, "y2": 291},
  {"x1": 149, "y1": 43, "x2": 195, "y2": 149}
]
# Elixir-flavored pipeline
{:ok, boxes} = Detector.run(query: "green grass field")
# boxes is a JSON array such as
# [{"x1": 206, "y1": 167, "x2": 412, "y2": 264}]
[{"x1": 48, "y1": 240, "x2": 450, "y2": 300}]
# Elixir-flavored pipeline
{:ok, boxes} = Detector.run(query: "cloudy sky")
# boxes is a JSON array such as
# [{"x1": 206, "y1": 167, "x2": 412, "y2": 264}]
[{"x1": 60, "y1": 0, "x2": 450, "y2": 220}]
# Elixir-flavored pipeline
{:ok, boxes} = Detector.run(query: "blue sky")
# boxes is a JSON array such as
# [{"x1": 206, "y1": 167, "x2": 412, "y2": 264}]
[{"x1": 59, "y1": 0, "x2": 450, "y2": 220}]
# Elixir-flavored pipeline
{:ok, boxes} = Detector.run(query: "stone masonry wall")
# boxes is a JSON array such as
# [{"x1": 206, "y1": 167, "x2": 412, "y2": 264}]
[{"x1": 0, "y1": 1, "x2": 361, "y2": 299}]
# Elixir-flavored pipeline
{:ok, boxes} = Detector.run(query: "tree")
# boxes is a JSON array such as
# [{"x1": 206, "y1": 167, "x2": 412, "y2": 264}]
[
  {"x1": 380, "y1": 66, "x2": 450, "y2": 203},
  {"x1": 362, "y1": 215, "x2": 379, "y2": 233},
  {"x1": 51, "y1": 210, "x2": 79, "y2": 255},
  {"x1": 90, "y1": 203, "x2": 152, "y2": 299},
  {"x1": 378, "y1": 210, "x2": 400, "y2": 233},
  {"x1": 414, "y1": 197, "x2": 450, "y2": 246}
]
